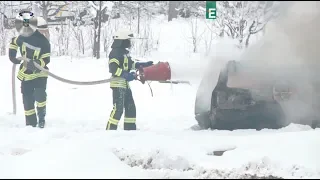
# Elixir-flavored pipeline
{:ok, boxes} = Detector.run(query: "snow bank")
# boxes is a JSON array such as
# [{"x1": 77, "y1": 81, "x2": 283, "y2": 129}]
[
  {"x1": 109, "y1": 129, "x2": 320, "y2": 178},
  {"x1": 2, "y1": 127, "x2": 319, "y2": 178},
  {"x1": 3, "y1": 135, "x2": 148, "y2": 178}
]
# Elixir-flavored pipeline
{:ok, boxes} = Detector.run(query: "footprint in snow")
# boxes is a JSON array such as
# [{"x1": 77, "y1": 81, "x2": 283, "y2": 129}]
[{"x1": 10, "y1": 148, "x2": 31, "y2": 156}]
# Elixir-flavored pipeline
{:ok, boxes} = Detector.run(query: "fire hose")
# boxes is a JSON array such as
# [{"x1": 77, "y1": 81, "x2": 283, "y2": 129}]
[{"x1": 11, "y1": 57, "x2": 190, "y2": 115}]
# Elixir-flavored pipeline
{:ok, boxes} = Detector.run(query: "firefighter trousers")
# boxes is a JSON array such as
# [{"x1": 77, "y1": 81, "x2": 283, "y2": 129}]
[
  {"x1": 21, "y1": 77, "x2": 47, "y2": 127},
  {"x1": 107, "y1": 87, "x2": 137, "y2": 130}
]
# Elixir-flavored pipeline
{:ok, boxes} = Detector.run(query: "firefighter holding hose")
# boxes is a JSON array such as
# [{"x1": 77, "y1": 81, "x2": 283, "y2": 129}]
[
  {"x1": 107, "y1": 29, "x2": 153, "y2": 130},
  {"x1": 8, "y1": 15, "x2": 50, "y2": 128}
]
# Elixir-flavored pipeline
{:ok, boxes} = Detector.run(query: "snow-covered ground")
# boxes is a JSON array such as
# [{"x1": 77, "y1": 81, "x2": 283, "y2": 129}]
[
  {"x1": 2, "y1": 4, "x2": 320, "y2": 177},
  {"x1": 1, "y1": 55, "x2": 320, "y2": 179}
]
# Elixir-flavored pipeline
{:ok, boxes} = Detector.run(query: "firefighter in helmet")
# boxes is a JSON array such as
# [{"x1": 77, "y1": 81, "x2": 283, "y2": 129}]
[
  {"x1": 8, "y1": 16, "x2": 51, "y2": 128},
  {"x1": 107, "y1": 29, "x2": 153, "y2": 130}
]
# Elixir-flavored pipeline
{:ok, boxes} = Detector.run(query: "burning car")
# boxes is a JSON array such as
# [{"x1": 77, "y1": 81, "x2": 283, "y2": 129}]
[
  {"x1": 194, "y1": 56, "x2": 320, "y2": 131},
  {"x1": 194, "y1": 60, "x2": 292, "y2": 131},
  {"x1": 194, "y1": 1, "x2": 320, "y2": 131}
]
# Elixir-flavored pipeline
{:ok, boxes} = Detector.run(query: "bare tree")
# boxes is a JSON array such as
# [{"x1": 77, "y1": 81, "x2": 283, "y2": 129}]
[
  {"x1": 70, "y1": 23, "x2": 86, "y2": 56},
  {"x1": 181, "y1": 15, "x2": 206, "y2": 53},
  {"x1": 102, "y1": 18, "x2": 117, "y2": 57},
  {"x1": 87, "y1": 1, "x2": 114, "y2": 59},
  {"x1": 0, "y1": 2, "x2": 16, "y2": 55},
  {"x1": 190, "y1": 16, "x2": 206, "y2": 53},
  {"x1": 33, "y1": 1, "x2": 68, "y2": 22},
  {"x1": 0, "y1": 11, "x2": 7, "y2": 55},
  {"x1": 212, "y1": 1, "x2": 279, "y2": 48},
  {"x1": 32, "y1": 1, "x2": 72, "y2": 44},
  {"x1": 96, "y1": 1, "x2": 102, "y2": 59},
  {"x1": 117, "y1": 1, "x2": 154, "y2": 34},
  {"x1": 176, "y1": 1, "x2": 206, "y2": 18},
  {"x1": 168, "y1": 1, "x2": 179, "y2": 22},
  {"x1": 107, "y1": 1, "x2": 157, "y2": 57},
  {"x1": 203, "y1": 21, "x2": 215, "y2": 56}
]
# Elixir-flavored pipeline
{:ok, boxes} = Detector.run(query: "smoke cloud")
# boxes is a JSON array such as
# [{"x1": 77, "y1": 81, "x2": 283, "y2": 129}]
[
  {"x1": 196, "y1": 1, "x2": 320, "y2": 125},
  {"x1": 231, "y1": 1, "x2": 320, "y2": 125}
]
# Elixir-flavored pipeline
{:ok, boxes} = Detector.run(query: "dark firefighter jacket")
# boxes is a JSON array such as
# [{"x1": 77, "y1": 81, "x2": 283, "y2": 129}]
[
  {"x1": 108, "y1": 47, "x2": 137, "y2": 88},
  {"x1": 9, "y1": 30, "x2": 51, "y2": 81}
]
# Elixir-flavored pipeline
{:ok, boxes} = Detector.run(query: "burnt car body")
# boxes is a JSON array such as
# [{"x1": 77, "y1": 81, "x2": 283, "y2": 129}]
[
  {"x1": 195, "y1": 60, "x2": 288, "y2": 131},
  {"x1": 194, "y1": 59, "x2": 320, "y2": 130},
  {"x1": 194, "y1": 2, "x2": 320, "y2": 131}
]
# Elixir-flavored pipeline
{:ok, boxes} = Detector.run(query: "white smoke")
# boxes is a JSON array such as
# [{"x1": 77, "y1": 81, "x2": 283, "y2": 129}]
[
  {"x1": 195, "y1": 1, "x2": 320, "y2": 126},
  {"x1": 233, "y1": 1, "x2": 320, "y2": 125},
  {"x1": 195, "y1": 38, "x2": 243, "y2": 114}
]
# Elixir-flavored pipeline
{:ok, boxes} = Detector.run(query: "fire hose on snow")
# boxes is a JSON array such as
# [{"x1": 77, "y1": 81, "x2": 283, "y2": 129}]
[{"x1": 11, "y1": 57, "x2": 190, "y2": 115}]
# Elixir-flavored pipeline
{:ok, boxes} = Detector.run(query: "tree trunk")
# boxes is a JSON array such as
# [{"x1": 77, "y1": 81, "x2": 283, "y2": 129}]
[
  {"x1": 93, "y1": 22, "x2": 98, "y2": 57},
  {"x1": 0, "y1": 5, "x2": 6, "y2": 55},
  {"x1": 39, "y1": 1, "x2": 50, "y2": 41},
  {"x1": 137, "y1": 2, "x2": 140, "y2": 34},
  {"x1": 60, "y1": 22, "x2": 65, "y2": 55},
  {"x1": 96, "y1": 1, "x2": 102, "y2": 59},
  {"x1": 40, "y1": 1, "x2": 49, "y2": 22},
  {"x1": 168, "y1": 1, "x2": 179, "y2": 22},
  {"x1": 93, "y1": 2, "x2": 103, "y2": 59},
  {"x1": 245, "y1": 21, "x2": 256, "y2": 48},
  {"x1": 80, "y1": 30, "x2": 84, "y2": 55},
  {"x1": 245, "y1": 34, "x2": 251, "y2": 48}
]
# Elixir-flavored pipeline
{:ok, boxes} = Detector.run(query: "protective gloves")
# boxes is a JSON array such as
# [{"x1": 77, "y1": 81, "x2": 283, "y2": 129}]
[
  {"x1": 121, "y1": 71, "x2": 136, "y2": 82},
  {"x1": 25, "y1": 59, "x2": 42, "y2": 73},
  {"x1": 135, "y1": 61, "x2": 153, "y2": 69},
  {"x1": 9, "y1": 57, "x2": 24, "y2": 65},
  {"x1": 11, "y1": 57, "x2": 22, "y2": 64}
]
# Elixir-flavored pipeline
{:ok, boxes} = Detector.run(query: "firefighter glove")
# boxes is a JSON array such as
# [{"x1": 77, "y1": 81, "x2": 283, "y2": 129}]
[
  {"x1": 121, "y1": 71, "x2": 136, "y2": 82},
  {"x1": 26, "y1": 59, "x2": 41, "y2": 73},
  {"x1": 135, "y1": 61, "x2": 153, "y2": 69},
  {"x1": 11, "y1": 57, "x2": 22, "y2": 64}
]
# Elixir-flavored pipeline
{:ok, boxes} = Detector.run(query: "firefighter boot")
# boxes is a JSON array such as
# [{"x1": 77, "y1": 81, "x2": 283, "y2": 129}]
[
  {"x1": 106, "y1": 122, "x2": 118, "y2": 130},
  {"x1": 37, "y1": 106, "x2": 46, "y2": 128},
  {"x1": 26, "y1": 115, "x2": 37, "y2": 127},
  {"x1": 123, "y1": 118, "x2": 137, "y2": 130},
  {"x1": 124, "y1": 123, "x2": 136, "y2": 130},
  {"x1": 106, "y1": 107, "x2": 121, "y2": 130},
  {"x1": 25, "y1": 109, "x2": 37, "y2": 127}
]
